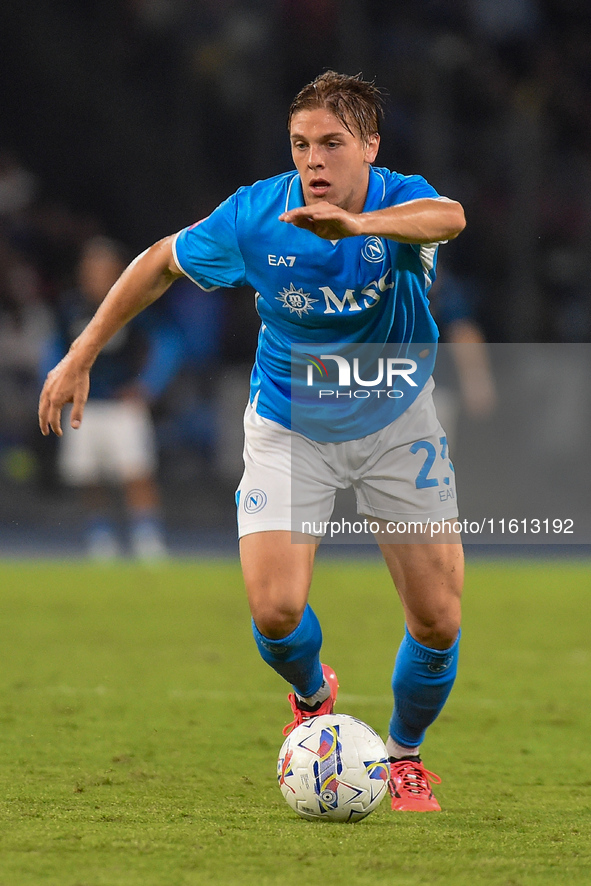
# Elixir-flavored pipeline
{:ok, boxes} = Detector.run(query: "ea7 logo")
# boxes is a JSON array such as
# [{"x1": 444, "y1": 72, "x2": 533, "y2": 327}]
[{"x1": 268, "y1": 254, "x2": 296, "y2": 267}]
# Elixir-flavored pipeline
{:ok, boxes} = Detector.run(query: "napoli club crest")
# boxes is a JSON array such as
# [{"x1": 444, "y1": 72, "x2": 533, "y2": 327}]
[{"x1": 244, "y1": 489, "x2": 268, "y2": 514}]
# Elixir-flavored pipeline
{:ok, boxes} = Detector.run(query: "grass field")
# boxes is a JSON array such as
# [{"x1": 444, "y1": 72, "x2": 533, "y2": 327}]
[{"x1": 0, "y1": 557, "x2": 589, "y2": 885}]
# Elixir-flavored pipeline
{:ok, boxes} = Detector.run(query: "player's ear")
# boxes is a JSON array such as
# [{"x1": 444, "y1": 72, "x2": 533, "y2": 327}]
[{"x1": 364, "y1": 133, "x2": 380, "y2": 164}]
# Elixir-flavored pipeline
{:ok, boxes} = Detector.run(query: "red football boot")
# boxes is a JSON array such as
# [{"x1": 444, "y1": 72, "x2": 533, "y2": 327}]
[
  {"x1": 389, "y1": 758, "x2": 442, "y2": 812},
  {"x1": 282, "y1": 664, "x2": 339, "y2": 736}
]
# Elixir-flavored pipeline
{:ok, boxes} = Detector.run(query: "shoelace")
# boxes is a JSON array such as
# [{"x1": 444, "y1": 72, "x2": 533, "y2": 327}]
[
  {"x1": 282, "y1": 693, "x2": 303, "y2": 736},
  {"x1": 283, "y1": 674, "x2": 337, "y2": 737},
  {"x1": 391, "y1": 760, "x2": 442, "y2": 796},
  {"x1": 282, "y1": 691, "x2": 332, "y2": 736}
]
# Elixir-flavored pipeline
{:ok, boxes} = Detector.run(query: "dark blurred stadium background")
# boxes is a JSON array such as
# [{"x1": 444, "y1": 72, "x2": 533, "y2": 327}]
[{"x1": 1, "y1": 0, "x2": 590, "y2": 555}]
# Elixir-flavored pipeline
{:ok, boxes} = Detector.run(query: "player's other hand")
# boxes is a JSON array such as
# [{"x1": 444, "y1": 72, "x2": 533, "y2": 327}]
[
  {"x1": 116, "y1": 381, "x2": 149, "y2": 404},
  {"x1": 279, "y1": 202, "x2": 362, "y2": 240},
  {"x1": 38, "y1": 354, "x2": 90, "y2": 437}
]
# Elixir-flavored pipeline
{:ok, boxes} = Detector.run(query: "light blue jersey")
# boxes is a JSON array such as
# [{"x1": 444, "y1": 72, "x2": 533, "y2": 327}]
[{"x1": 173, "y1": 166, "x2": 442, "y2": 441}]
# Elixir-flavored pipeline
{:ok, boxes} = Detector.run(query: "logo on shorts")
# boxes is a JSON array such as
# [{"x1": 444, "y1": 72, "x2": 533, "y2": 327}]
[
  {"x1": 361, "y1": 237, "x2": 385, "y2": 263},
  {"x1": 244, "y1": 489, "x2": 267, "y2": 514}
]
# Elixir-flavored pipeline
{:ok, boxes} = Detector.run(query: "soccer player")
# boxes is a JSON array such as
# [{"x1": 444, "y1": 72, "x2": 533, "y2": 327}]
[
  {"x1": 39, "y1": 72, "x2": 466, "y2": 812},
  {"x1": 42, "y1": 236, "x2": 174, "y2": 559}
]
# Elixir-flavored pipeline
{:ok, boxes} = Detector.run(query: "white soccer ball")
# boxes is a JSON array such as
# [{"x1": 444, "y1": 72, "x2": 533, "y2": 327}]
[{"x1": 277, "y1": 714, "x2": 390, "y2": 822}]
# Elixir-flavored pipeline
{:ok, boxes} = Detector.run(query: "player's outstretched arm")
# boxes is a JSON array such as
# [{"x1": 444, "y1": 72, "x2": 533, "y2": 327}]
[
  {"x1": 38, "y1": 235, "x2": 182, "y2": 437},
  {"x1": 279, "y1": 197, "x2": 465, "y2": 244}
]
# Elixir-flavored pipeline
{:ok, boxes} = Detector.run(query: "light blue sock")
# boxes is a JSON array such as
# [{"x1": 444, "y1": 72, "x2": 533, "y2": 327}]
[
  {"x1": 389, "y1": 626, "x2": 460, "y2": 749},
  {"x1": 252, "y1": 604, "x2": 323, "y2": 698}
]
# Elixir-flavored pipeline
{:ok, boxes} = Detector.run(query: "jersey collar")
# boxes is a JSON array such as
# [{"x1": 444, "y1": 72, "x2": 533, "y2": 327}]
[
  {"x1": 285, "y1": 173, "x2": 304, "y2": 212},
  {"x1": 363, "y1": 166, "x2": 387, "y2": 212}
]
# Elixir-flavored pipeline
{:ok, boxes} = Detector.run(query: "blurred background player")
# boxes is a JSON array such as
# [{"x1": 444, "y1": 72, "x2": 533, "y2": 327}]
[
  {"x1": 430, "y1": 265, "x2": 497, "y2": 449},
  {"x1": 41, "y1": 236, "x2": 179, "y2": 559}
]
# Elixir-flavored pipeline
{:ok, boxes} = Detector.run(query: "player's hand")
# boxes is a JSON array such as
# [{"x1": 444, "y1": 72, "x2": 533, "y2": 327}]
[
  {"x1": 116, "y1": 381, "x2": 149, "y2": 404},
  {"x1": 38, "y1": 354, "x2": 91, "y2": 437},
  {"x1": 461, "y1": 373, "x2": 498, "y2": 418},
  {"x1": 279, "y1": 202, "x2": 363, "y2": 240}
]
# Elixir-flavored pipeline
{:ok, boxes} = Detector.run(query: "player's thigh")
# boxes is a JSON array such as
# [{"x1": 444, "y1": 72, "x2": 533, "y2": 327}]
[
  {"x1": 354, "y1": 382, "x2": 458, "y2": 526},
  {"x1": 107, "y1": 401, "x2": 157, "y2": 480},
  {"x1": 58, "y1": 404, "x2": 104, "y2": 484},
  {"x1": 236, "y1": 400, "x2": 336, "y2": 537},
  {"x1": 377, "y1": 535, "x2": 464, "y2": 649},
  {"x1": 240, "y1": 530, "x2": 318, "y2": 638}
]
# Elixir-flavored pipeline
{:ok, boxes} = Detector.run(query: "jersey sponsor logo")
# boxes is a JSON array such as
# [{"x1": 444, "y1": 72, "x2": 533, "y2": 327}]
[
  {"x1": 276, "y1": 283, "x2": 318, "y2": 317},
  {"x1": 276, "y1": 269, "x2": 395, "y2": 318},
  {"x1": 321, "y1": 270, "x2": 395, "y2": 313},
  {"x1": 320, "y1": 286, "x2": 363, "y2": 313},
  {"x1": 361, "y1": 236, "x2": 385, "y2": 262},
  {"x1": 244, "y1": 489, "x2": 267, "y2": 514},
  {"x1": 268, "y1": 254, "x2": 296, "y2": 267}
]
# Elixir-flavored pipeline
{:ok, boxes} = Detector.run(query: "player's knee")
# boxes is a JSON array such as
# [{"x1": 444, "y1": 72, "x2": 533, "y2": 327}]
[
  {"x1": 410, "y1": 607, "x2": 461, "y2": 650},
  {"x1": 252, "y1": 604, "x2": 304, "y2": 640}
]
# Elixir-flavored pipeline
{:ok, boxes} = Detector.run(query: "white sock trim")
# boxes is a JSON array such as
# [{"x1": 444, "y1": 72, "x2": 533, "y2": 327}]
[{"x1": 296, "y1": 680, "x2": 330, "y2": 707}]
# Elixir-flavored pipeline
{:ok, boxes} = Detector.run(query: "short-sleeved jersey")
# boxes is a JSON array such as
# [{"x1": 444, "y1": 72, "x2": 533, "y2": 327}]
[{"x1": 173, "y1": 166, "x2": 442, "y2": 442}]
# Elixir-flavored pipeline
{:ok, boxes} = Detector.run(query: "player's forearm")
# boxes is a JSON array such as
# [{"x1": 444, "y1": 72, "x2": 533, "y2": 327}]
[
  {"x1": 68, "y1": 237, "x2": 181, "y2": 370},
  {"x1": 357, "y1": 198, "x2": 466, "y2": 244}
]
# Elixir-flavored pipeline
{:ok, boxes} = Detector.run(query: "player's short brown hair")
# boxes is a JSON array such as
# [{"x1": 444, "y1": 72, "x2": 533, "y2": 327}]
[{"x1": 287, "y1": 71, "x2": 385, "y2": 144}]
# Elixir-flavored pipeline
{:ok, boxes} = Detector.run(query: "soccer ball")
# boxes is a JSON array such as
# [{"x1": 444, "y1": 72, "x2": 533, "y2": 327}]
[{"x1": 277, "y1": 714, "x2": 390, "y2": 822}]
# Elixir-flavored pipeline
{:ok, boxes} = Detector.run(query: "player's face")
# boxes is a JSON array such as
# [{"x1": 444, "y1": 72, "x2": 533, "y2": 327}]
[
  {"x1": 289, "y1": 108, "x2": 379, "y2": 214},
  {"x1": 78, "y1": 248, "x2": 125, "y2": 305}
]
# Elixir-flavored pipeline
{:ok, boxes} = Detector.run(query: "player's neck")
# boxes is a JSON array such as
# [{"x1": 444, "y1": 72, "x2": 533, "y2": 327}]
[{"x1": 341, "y1": 168, "x2": 371, "y2": 214}]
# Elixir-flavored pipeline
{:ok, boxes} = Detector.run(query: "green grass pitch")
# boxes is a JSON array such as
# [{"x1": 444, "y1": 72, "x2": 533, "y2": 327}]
[{"x1": 0, "y1": 557, "x2": 589, "y2": 885}]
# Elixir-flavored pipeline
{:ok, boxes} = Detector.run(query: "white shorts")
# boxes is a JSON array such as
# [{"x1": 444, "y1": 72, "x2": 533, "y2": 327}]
[
  {"x1": 236, "y1": 378, "x2": 459, "y2": 538},
  {"x1": 59, "y1": 400, "x2": 158, "y2": 485}
]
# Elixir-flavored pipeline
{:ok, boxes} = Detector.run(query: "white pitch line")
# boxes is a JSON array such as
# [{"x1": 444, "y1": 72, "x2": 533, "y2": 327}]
[
  {"x1": 167, "y1": 688, "x2": 392, "y2": 705},
  {"x1": 37, "y1": 685, "x2": 518, "y2": 710}
]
